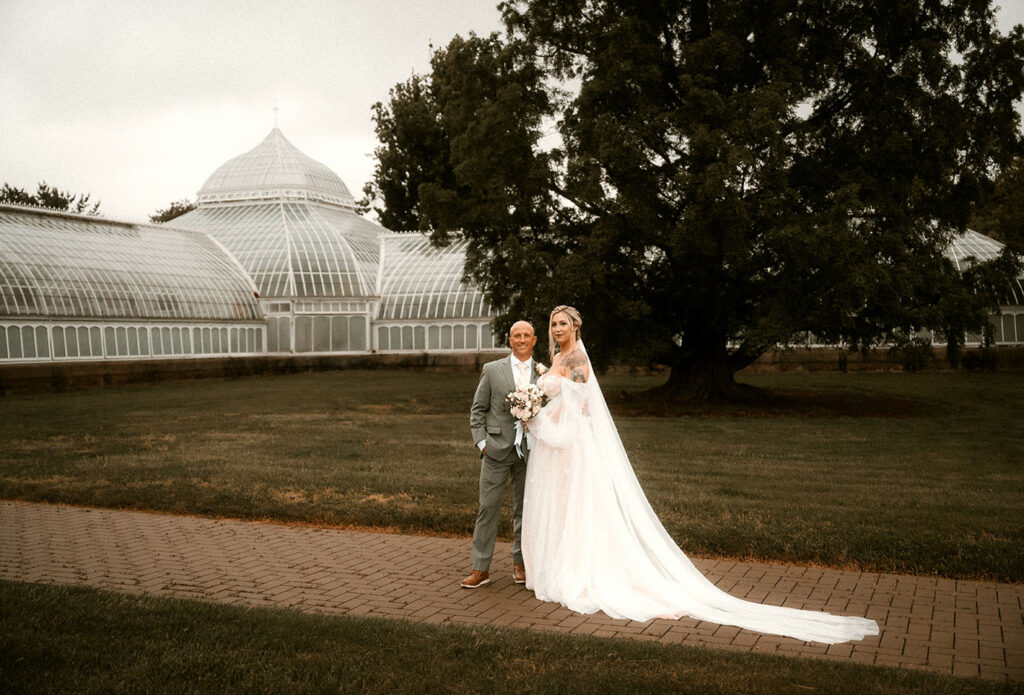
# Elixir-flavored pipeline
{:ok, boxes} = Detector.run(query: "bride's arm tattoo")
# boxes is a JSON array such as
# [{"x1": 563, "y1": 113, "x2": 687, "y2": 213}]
[{"x1": 564, "y1": 351, "x2": 589, "y2": 383}]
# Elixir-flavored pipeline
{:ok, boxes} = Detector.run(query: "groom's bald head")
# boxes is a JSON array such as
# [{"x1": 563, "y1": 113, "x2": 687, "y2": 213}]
[
  {"x1": 508, "y1": 321, "x2": 537, "y2": 361},
  {"x1": 509, "y1": 320, "x2": 534, "y2": 336}
]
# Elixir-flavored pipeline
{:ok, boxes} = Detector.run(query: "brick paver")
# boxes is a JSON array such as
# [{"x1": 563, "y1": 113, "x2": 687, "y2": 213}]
[{"x1": 1, "y1": 500, "x2": 1021, "y2": 683}]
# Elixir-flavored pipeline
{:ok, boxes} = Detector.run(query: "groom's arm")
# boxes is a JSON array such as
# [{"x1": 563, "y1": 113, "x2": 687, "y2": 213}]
[{"x1": 470, "y1": 365, "x2": 491, "y2": 452}]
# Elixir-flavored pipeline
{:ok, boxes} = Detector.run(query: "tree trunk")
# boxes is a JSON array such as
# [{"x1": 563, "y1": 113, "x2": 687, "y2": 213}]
[{"x1": 649, "y1": 343, "x2": 764, "y2": 403}]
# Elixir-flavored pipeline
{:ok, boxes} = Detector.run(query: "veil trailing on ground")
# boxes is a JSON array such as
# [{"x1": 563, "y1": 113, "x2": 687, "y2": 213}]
[{"x1": 530, "y1": 340, "x2": 879, "y2": 643}]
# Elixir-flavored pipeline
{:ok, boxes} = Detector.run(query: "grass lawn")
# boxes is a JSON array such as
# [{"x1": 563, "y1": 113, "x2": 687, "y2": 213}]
[
  {"x1": 0, "y1": 579, "x2": 1014, "y2": 695},
  {"x1": 0, "y1": 369, "x2": 1021, "y2": 580}
]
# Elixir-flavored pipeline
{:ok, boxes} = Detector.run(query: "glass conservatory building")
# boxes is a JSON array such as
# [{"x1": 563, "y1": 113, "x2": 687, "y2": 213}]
[
  {"x1": 0, "y1": 204, "x2": 265, "y2": 362},
  {"x1": 0, "y1": 129, "x2": 497, "y2": 364}
]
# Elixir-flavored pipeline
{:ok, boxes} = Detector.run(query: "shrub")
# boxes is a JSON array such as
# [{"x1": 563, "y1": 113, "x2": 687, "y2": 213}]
[{"x1": 888, "y1": 336, "x2": 934, "y2": 372}]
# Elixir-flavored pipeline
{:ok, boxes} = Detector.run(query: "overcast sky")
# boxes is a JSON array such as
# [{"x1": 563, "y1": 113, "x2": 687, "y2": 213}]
[{"x1": 2, "y1": 1, "x2": 1022, "y2": 222}]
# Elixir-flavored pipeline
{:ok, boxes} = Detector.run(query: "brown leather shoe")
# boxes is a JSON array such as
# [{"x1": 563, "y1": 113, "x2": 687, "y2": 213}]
[
  {"x1": 460, "y1": 569, "x2": 491, "y2": 588},
  {"x1": 512, "y1": 564, "x2": 526, "y2": 584}
]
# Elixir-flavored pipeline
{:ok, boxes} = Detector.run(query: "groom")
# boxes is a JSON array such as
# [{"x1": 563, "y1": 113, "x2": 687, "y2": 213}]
[{"x1": 462, "y1": 320, "x2": 538, "y2": 589}]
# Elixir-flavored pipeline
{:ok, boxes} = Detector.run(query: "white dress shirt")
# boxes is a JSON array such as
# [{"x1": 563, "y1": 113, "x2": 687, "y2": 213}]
[{"x1": 512, "y1": 355, "x2": 532, "y2": 388}]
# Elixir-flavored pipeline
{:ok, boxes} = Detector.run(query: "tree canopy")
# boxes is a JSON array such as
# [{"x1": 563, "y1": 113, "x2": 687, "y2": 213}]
[
  {"x1": 150, "y1": 199, "x2": 196, "y2": 224},
  {"x1": 971, "y1": 157, "x2": 1024, "y2": 248},
  {"x1": 1, "y1": 181, "x2": 100, "y2": 215},
  {"x1": 364, "y1": 0, "x2": 1024, "y2": 399}
]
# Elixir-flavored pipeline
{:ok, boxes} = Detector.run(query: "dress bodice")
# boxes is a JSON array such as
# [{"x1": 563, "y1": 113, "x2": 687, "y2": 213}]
[{"x1": 538, "y1": 372, "x2": 562, "y2": 399}]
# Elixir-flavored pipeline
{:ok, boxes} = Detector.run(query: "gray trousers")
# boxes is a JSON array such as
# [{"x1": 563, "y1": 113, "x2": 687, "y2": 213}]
[{"x1": 471, "y1": 448, "x2": 527, "y2": 571}]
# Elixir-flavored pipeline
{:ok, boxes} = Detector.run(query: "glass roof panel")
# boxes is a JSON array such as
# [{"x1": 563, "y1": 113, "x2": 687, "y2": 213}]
[
  {"x1": 944, "y1": 229, "x2": 1023, "y2": 306},
  {"x1": 944, "y1": 229, "x2": 1005, "y2": 271},
  {"x1": 174, "y1": 202, "x2": 384, "y2": 299},
  {"x1": 0, "y1": 205, "x2": 262, "y2": 321},
  {"x1": 377, "y1": 233, "x2": 492, "y2": 320}
]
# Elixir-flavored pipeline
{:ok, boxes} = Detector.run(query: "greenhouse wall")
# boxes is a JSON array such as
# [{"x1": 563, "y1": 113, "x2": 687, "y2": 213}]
[
  {"x1": 374, "y1": 321, "x2": 499, "y2": 352},
  {"x1": 0, "y1": 320, "x2": 265, "y2": 362}
]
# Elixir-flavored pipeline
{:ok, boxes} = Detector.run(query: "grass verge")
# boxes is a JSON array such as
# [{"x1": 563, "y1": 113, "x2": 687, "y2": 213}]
[{"x1": 0, "y1": 579, "x2": 1014, "y2": 695}]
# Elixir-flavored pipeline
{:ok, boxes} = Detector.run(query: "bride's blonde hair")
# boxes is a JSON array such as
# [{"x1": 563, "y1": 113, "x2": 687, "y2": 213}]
[{"x1": 548, "y1": 305, "x2": 582, "y2": 363}]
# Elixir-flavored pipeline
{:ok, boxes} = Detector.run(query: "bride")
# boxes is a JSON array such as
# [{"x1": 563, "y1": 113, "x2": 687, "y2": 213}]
[{"x1": 521, "y1": 305, "x2": 879, "y2": 644}]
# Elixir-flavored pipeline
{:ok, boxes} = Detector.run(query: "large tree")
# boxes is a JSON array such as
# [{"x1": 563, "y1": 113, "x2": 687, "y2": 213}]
[
  {"x1": 1, "y1": 181, "x2": 100, "y2": 215},
  {"x1": 365, "y1": 1, "x2": 1024, "y2": 400}
]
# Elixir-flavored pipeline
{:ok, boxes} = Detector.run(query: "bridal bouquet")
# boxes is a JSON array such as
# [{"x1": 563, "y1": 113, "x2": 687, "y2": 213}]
[{"x1": 506, "y1": 383, "x2": 545, "y2": 423}]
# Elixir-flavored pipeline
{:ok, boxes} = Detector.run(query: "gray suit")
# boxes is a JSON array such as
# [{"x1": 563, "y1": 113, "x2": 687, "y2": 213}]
[{"x1": 468, "y1": 355, "x2": 538, "y2": 571}]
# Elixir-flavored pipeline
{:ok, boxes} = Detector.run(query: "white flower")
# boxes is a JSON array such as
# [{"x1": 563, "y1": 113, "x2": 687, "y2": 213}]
[
  {"x1": 506, "y1": 383, "x2": 546, "y2": 423},
  {"x1": 535, "y1": 363, "x2": 548, "y2": 375}
]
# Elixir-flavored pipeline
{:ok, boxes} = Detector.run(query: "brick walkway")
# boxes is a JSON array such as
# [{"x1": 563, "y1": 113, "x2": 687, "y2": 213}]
[{"x1": 1, "y1": 501, "x2": 1021, "y2": 683}]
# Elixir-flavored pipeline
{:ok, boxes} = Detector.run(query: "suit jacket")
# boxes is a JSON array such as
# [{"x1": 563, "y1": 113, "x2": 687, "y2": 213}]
[{"x1": 470, "y1": 355, "x2": 539, "y2": 461}]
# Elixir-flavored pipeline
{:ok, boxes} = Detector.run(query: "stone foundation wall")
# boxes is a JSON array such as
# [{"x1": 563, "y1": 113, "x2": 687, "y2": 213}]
[
  {"x1": 2, "y1": 346, "x2": 1022, "y2": 394},
  {"x1": 0, "y1": 352, "x2": 507, "y2": 394}
]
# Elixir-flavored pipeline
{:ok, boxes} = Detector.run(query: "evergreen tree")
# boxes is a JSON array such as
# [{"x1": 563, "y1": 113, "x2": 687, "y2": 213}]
[
  {"x1": 1, "y1": 181, "x2": 100, "y2": 215},
  {"x1": 150, "y1": 199, "x2": 196, "y2": 223}
]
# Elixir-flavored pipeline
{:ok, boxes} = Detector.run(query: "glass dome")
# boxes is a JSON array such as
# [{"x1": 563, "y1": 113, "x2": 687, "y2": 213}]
[
  {"x1": 377, "y1": 233, "x2": 492, "y2": 320},
  {"x1": 0, "y1": 204, "x2": 262, "y2": 321},
  {"x1": 175, "y1": 128, "x2": 385, "y2": 300},
  {"x1": 197, "y1": 128, "x2": 356, "y2": 209}
]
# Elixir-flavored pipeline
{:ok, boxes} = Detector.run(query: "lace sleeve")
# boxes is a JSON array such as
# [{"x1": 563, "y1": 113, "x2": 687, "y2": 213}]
[{"x1": 529, "y1": 378, "x2": 589, "y2": 450}]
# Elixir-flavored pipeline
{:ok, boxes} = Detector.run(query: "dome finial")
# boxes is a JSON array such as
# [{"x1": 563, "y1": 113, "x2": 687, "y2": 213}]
[{"x1": 273, "y1": 100, "x2": 279, "y2": 128}]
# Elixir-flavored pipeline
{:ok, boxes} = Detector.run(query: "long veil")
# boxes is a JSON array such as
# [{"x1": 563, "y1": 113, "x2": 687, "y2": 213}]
[{"x1": 573, "y1": 341, "x2": 879, "y2": 643}]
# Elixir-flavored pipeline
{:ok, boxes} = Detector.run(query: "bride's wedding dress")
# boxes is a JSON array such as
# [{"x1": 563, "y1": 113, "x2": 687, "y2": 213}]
[{"x1": 522, "y1": 352, "x2": 879, "y2": 644}]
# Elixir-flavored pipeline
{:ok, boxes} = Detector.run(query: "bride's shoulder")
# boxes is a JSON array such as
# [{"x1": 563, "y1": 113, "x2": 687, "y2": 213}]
[{"x1": 561, "y1": 349, "x2": 590, "y2": 383}]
